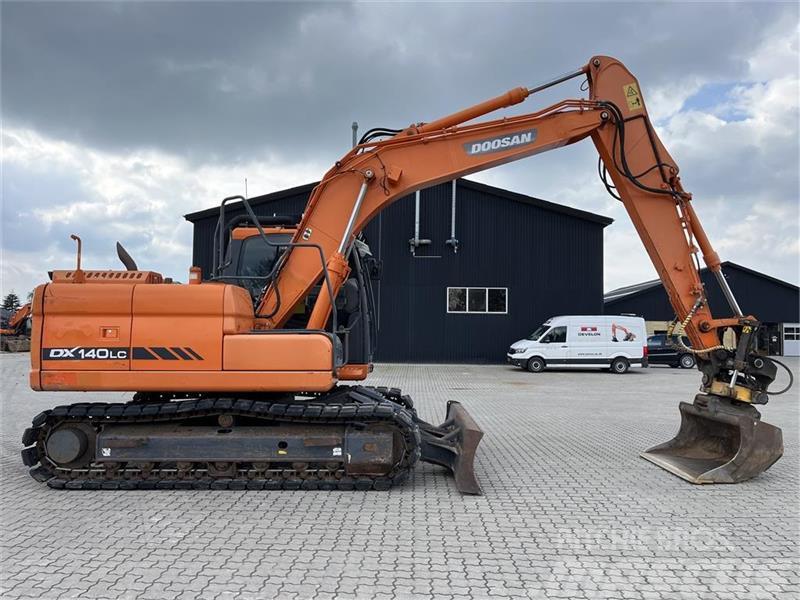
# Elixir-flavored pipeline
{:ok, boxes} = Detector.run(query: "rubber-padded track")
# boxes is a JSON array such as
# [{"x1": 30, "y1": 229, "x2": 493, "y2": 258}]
[{"x1": 21, "y1": 386, "x2": 421, "y2": 491}]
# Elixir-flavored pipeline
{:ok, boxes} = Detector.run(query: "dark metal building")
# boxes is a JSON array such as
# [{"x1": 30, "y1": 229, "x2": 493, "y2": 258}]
[
  {"x1": 604, "y1": 262, "x2": 800, "y2": 356},
  {"x1": 185, "y1": 178, "x2": 612, "y2": 362}
]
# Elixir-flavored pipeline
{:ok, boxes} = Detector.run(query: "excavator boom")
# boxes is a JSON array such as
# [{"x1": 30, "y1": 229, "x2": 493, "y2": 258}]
[{"x1": 258, "y1": 58, "x2": 722, "y2": 354}]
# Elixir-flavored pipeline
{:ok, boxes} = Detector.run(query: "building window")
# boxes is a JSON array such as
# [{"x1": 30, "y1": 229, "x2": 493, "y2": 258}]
[
  {"x1": 784, "y1": 326, "x2": 800, "y2": 341},
  {"x1": 447, "y1": 287, "x2": 508, "y2": 314},
  {"x1": 468, "y1": 288, "x2": 486, "y2": 312}
]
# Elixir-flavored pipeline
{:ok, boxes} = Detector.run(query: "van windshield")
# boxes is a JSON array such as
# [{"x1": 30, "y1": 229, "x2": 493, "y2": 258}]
[{"x1": 528, "y1": 325, "x2": 549, "y2": 341}]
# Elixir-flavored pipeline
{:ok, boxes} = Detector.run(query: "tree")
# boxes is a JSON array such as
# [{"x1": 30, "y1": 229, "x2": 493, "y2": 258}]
[{"x1": 2, "y1": 292, "x2": 21, "y2": 313}]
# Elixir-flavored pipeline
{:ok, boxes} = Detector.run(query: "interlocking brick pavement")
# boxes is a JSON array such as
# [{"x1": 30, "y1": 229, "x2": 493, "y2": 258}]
[{"x1": 1, "y1": 353, "x2": 797, "y2": 599}]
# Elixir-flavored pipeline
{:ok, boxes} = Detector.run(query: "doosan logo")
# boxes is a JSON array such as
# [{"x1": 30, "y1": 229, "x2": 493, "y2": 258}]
[{"x1": 464, "y1": 129, "x2": 537, "y2": 156}]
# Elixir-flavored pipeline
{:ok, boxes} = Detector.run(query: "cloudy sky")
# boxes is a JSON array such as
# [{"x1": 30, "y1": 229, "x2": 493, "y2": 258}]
[{"x1": 2, "y1": 1, "x2": 798, "y2": 301}]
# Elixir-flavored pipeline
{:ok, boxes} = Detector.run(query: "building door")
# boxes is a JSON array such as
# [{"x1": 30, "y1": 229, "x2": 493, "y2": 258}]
[
  {"x1": 756, "y1": 323, "x2": 782, "y2": 356},
  {"x1": 782, "y1": 323, "x2": 799, "y2": 357}
]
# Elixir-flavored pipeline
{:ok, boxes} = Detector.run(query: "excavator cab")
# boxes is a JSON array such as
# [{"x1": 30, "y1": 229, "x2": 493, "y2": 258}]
[
  {"x1": 221, "y1": 225, "x2": 294, "y2": 300},
  {"x1": 216, "y1": 216, "x2": 379, "y2": 371}
]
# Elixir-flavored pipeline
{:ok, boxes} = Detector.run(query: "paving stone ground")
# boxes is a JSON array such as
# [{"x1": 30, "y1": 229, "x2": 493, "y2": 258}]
[{"x1": 1, "y1": 352, "x2": 798, "y2": 599}]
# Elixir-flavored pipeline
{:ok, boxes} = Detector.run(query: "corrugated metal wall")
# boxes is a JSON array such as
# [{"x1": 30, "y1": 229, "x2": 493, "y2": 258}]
[
  {"x1": 604, "y1": 264, "x2": 800, "y2": 324},
  {"x1": 187, "y1": 180, "x2": 608, "y2": 363}
]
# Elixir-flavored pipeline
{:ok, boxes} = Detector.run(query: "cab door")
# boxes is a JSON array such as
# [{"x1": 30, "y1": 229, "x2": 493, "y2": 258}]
[{"x1": 539, "y1": 325, "x2": 568, "y2": 365}]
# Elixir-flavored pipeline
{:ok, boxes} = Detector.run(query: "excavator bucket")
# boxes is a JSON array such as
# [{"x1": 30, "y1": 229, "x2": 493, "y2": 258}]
[
  {"x1": 418, "y1": 401, "x2": 485, "y2": 495},
  {"x1": 641, "y1": 394, "x2": 783, "y2": 484}
]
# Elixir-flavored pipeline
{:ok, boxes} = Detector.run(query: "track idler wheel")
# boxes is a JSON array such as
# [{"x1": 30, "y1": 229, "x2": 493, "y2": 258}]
[
  {"x1": 45, "y1": 423, "x2": 96, "y2": 468},
  {"x1": 641, "y1": 394, "x2": 783, "y2": 483}
]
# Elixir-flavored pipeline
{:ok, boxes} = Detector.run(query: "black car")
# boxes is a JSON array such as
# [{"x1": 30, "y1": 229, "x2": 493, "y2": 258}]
[{"x1": 646, "y1": 334, "x2": 696, "y2": 368}]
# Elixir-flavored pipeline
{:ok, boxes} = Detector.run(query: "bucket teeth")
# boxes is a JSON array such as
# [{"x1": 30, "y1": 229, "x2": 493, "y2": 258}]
[{"x1": 641, "y1": 394, "x2": 783, "y2": 484}]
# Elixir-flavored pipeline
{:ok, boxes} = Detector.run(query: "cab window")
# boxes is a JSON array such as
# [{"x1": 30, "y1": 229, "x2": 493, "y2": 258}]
[
  {"x1": 542, "y1": 326, "x2": 567, "y2": 343},
  {"x1": 237, "y1": 234, "x2": 291, "y2": 297}
]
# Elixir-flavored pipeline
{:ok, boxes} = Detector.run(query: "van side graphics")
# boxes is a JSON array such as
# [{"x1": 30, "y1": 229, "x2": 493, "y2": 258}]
[
  {"x1": 543, "y1": 358, "x2": 644, "y2": 365},
  {"x1": 578, "y1": 326, "x2": 601, "y2": 337}
]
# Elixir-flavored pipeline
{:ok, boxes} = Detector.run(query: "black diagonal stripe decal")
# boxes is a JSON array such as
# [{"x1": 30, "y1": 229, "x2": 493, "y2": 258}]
[
  {"x1": 185, "y1": 347, "x2": 204, "y2": 360},
  {"x1": 151, "y1": 347, "x2": 179, "y2": 360},
  {"x1": 132, "y1": 347, "x2": 157, "y2": 360},
  {"x1": 171, "y1": 347, "x2": 192, "y2": 360}
]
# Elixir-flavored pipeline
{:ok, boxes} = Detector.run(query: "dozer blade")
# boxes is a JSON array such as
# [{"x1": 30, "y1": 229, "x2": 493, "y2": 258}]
[
  {"x1": 418, "y1": 401, "x2": 484, "y2": 495},
  {"x1": 641, "y1": 394, "x2": 783, "y2": 484}
]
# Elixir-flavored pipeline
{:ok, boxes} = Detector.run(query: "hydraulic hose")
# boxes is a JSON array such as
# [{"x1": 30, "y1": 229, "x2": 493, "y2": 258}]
[{"x1": 768, "y1": 357, "x2": 794, "y2": 396}]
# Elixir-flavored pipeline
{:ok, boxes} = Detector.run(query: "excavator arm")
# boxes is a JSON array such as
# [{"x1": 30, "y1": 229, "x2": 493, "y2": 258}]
[
  {"x1": 256, "y1": 55, "x2": 785, "y2": 483},
  {"x1": 1, "y1": 302, "x2": 32, "y2": 352},
  {"x1": 7, "y1": 303, "x2": 32, "y2": 332}
]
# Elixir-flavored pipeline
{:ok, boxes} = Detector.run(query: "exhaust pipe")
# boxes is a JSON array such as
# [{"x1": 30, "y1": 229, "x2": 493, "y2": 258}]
[{"x1": 641, "y1": 394, "x2": 783, "y2": 483}]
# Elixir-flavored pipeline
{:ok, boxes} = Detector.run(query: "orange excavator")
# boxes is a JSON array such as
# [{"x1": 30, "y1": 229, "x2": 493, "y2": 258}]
[
  {"x1": 1, "y1": 303, "x2": 32, "y2": 352},
  {"x1": 21, "y1": 56, "x2": 789, "y2": 492}
]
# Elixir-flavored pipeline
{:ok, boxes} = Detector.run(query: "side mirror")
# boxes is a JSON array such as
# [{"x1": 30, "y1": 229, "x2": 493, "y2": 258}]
[{"x1": 540, "y1": 337, "x2": 550, "y2": 344}]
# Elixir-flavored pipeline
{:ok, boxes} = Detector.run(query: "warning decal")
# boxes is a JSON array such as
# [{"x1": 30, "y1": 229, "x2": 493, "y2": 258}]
[{"x1": 623, "y1": 82, "x2": 643, "y2": 111}]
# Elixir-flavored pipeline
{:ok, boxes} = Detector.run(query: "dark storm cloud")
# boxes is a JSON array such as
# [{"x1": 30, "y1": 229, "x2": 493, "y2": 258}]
[
  {"x1": 2, "y1": 2, "x2": 798, "y2": 296},
  {"x1": 1, "y1": 1, "x2": 790, "y2": 163}
]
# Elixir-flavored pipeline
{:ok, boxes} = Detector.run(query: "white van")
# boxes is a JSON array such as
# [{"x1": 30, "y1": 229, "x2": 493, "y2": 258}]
[{"x1": 507, "y1": 315, "x2": 647, "y2": 373}]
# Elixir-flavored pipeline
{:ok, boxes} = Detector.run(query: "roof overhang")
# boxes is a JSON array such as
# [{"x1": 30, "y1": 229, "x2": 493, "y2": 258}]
[{"x1": 184, "y1": 177, "x2": 613, "y2": 227}]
